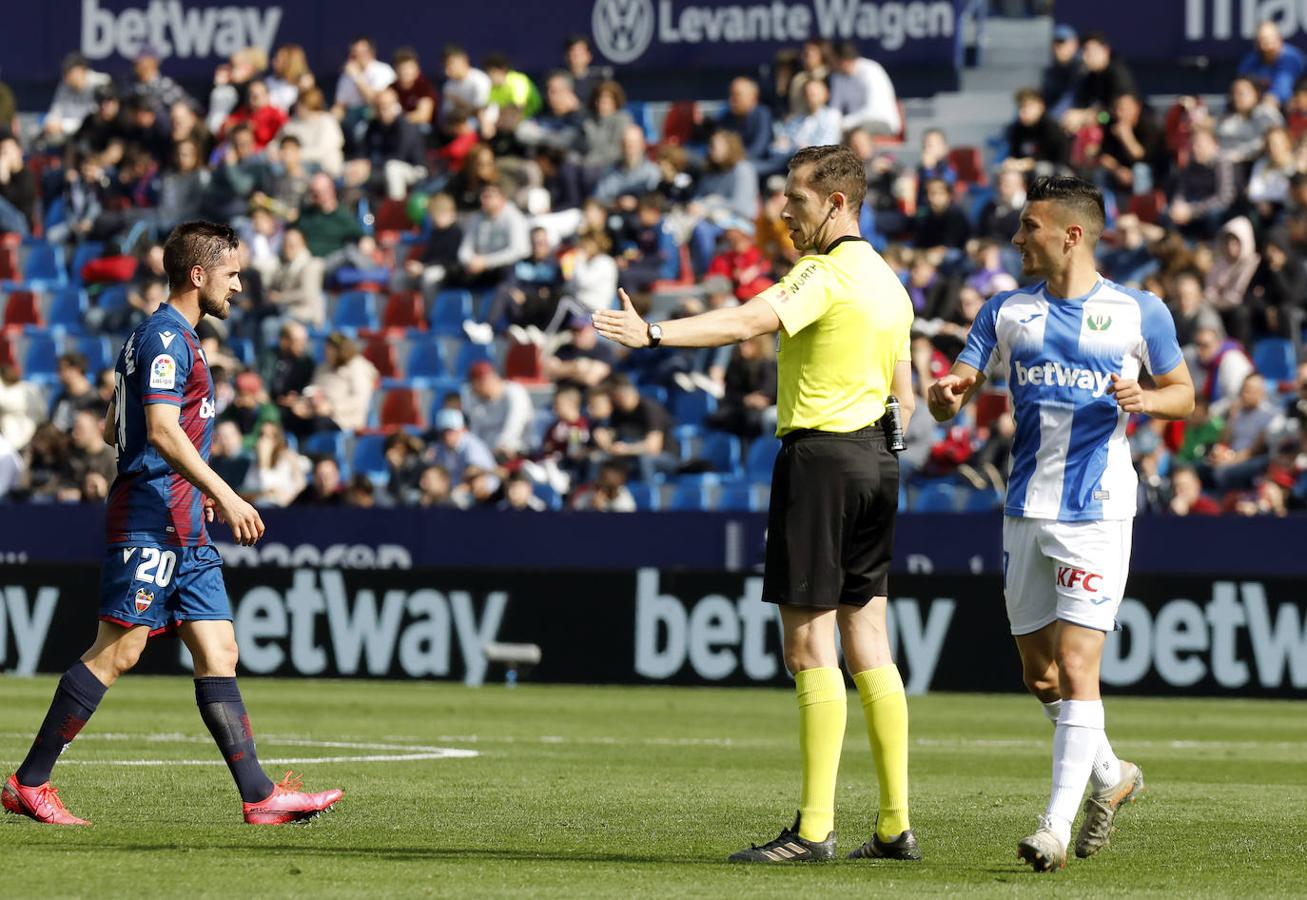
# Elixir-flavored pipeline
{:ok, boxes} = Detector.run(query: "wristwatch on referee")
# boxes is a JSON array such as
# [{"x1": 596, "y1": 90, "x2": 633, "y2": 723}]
[{"x1": 647, "y1": 322, "x2": 663, "y2": 348}]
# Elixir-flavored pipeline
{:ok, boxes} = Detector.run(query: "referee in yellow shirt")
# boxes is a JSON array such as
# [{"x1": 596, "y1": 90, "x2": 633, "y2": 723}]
[{"x1": 594, "y1": 145, "x2": 919, "y2": 863}]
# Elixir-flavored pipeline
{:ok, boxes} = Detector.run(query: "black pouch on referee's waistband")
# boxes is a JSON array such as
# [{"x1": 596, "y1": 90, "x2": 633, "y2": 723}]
[{"x1": 882, "y1": 396, "x2": 905, "y2": 453}]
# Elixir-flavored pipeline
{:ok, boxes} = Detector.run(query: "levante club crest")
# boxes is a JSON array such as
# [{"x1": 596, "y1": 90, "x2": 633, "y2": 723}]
[{"x1": 134, "y1": 588, "x2": 154, "y2": 613}]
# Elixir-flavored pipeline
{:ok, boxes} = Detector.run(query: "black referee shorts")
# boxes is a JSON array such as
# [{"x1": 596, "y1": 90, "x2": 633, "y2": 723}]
[{"x1": 761, "y1": 424, "x2": 899, "y2": 609}]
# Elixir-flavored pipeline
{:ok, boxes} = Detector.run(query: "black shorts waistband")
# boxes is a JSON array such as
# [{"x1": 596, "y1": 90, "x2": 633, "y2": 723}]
[{"x1": 781, "y1": 422, "x2": 885, "y2": 445}]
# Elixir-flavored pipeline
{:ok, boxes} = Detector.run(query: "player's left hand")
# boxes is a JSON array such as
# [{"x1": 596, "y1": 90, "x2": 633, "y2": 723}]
[
  {"x1": 1107, "y1": 373, "x2": 1147, "y2": 414},
  {"x1": 592, "y1": 289, "x2": 649, "y2": 348},
  {"x1": 203, "y1": 495, "x2": 216, "y2": 523}
]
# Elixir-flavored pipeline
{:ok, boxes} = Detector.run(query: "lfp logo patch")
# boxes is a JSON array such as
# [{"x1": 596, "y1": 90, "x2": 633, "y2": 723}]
[
  {"x1": 134, "y1": 588, "x2": 154, "y2": 613},
  {"x1": 149, "y1": 354, "x2": 176, "y2": 390}
]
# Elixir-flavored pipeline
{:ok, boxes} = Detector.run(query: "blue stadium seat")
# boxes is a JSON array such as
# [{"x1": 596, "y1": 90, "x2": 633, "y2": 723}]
[
  {"x1": 332, "y1": 291, "x2": 380, "y2": 330},
  {"x1": 717, "y1": 480, "x2": 763, "y2": 512},
  {"x1": 671, "y1": 389, "x2": 717, "y2": 426},
  {"x1": 962, "y1": 486, "x2": 1003, "y2": 512},
  {"x1": 95, "y1": 284, "x2": 128, "y2": 314},
  {"x1": 430, "y1": 289, "x2": 473, "y2": 336},
  {"x1": 452, "y1": 341, "x2": 494, "y2": 379},
  {"x1": 21, "y1": 333, "x2": 60, "y2": 378},
  {"x1": 668, "y1": 473, "x2": 718, "y2": 511},
  {"x1": 534, "y1": 481, "x2": 563, "y2": 511},
  {"x1": 351, "y1": 433, "x2": 389, "y2": 479},
  {"x1": 302, "y1": 430, "x2": 347, "y2": 467},
  {"x1": 914, "y1": 482, "x2": 959, "y2": 512},
  {"x1": 698, "y1": 431, "x2": 742, "y2": 474},
  {"x1": 227, "y1": 337, "x2": 256, "y2": 367},
  {"x1": 637, "y1": 383, "x2": 668, "y2": 408},
  {"x1": 745, "y1": 437, "x2": 780, "y2": 481},
  {"x1": 628, "y1": 480, "x2": 659, "y2": 511},
  {"x1": 334, "y1": 266, "x2": 391, "y2": 288},
  {"x1": 68, "y1": 242, "x2": 105, "y2": 286},
  {"x1": 47, "y1": 287, "x2": 88, "y2": 331},
  {"x1": 15, "y1": 242, "x2": 66, "y2": 288},
  {"x1": 406, "y1": 336, "x2": 447, "y2": 379},
  {"x1": 1252, "y1": 337, "x2": 1296, "y2": 385},
  {"x1": 73, "y1": 335, "x2": 115, "y2": 374}
]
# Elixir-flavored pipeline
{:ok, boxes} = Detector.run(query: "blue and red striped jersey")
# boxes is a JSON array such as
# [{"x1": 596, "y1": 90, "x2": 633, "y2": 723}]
[{"x1": 105, "y1": 303, "x2": 216, "y2": 547}]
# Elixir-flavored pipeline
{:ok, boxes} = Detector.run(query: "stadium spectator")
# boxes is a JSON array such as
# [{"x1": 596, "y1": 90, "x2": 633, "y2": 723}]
[
  {"x1": 563, "y1": 35, "x2": 612, "y2": 108},
  {"x1": 906, "y1": 251, "x2": 961, "y2": 329},
  {"x1": 1169, "y1": 269, "x2": 1224, "y2": 347},
  {"x1": 21, "y1": 422, "x2": 74, "y2": 500},
  {"x1": 1095, "y1": 93, "x2": 1169, "y2": 198},
  {"x1": 1166, "y1": 126, "x2": 1236, "y2": 239},
  {"x1": 455, "y1": 182, "x2": 531, "y2": 289},
  {"x1": 297, "y1": 172, "x2": 366, "y2": 262},
  {"x1": 1246, "y1": 126, "x2": 1297, "y2": 211},
  {"x1": 1168, "y1": 464, "x2": 1221, "y2": 515},
  {"x1": 773, "y1": 77, "x2": 843, "y2": 159},
  {"x1": 614, "y1": 193, "x2": 680, "y2": 291},
  {"x1": 441, "y1": 45, "x2": 491, "y2": 119},
  {"x1": 518, "y1": 71, "x2": 585, "y2": 157},
  {"x1": 465, "y1": 226, "x2": 562, "y2": 343},
  {"x1": 539, "y1": 383, "x2": 592, "y2": 486},
  {"x1": 828, "y1": 40, "x2": 901, "y2": 136},
  {"x1": 203, "y1": 123, "x2": 271, "y2": 221},
  {"x1": 44, "y1": 53, "x2": 111, "y2": 141},
  {"x1": 66, "y1": 409, "x2": 116, "y2": 489},
  {"x1": 210, "y1": 420, "x2": 253, "y2": 489},
  {"x1": 312, "y1": 333, "x2": 377, "y2": 433},
  {"x1": 595, "y1": 125, "x2": 662, "y2": 207},
  {"x1": 261, "y1": 134, "x2": 311, "y2": 217},
  {"x1": 332, "y1": 36, "x2": 396, "y2": 125},
  {"x1": 484, "y1": 53, "x2": 542, "y2": 120},
  {"x1": 344, "y1": 473, "x2": 378, "y2": 507},
  {"x1": 688, "y1": 130, "x2": 759, "y2": 272},
  {"x1": 281, "y1": 88, "x2": 346, "y2": 177},
  {"x1": 464, "y1": 360, "x2": 535, "y2": 457},
  {"x1": 167, "y1": 98, "x2": 212, "y2": 161},
  {"x1": 265, "y1": 322, "x2": 319, "y2": 434},
  {"x1": 596, "y1": 375, "x2": 676, "y2": 482},
  {"x1": 0, "y1": 431, "x2": 24, "y2": 501},
  {"x1": 121, "y1": 51, "x2": 191, "y2": 119},
  {"x1": 717, "y1": 77, "x2": 774, "y2": 169},
  {"x1": 49, "y1": 353, "x2": 103, "y2": 431},
  {"x1": 1202, "y1": 373, "x2": 1284, "y2": 491},
  {"x1": 915, "y1": 129, "x2": 957, "y2": 208},
  {"x1": 977, "y1": 167, "x2": 1027, "y2": 243},
  {"x1": 1216, "y1": 76, "x2": 1283, "y2": 165},
  {"x1": 383, "y1": 431, "x2": 426, "y2": 505},
  {"x1": 1063, "y1": 31, "x2": 1137, "y2": 130},
  {"x1": 0, "y1": 133, "x2": 36, "y2": 233},
  {"x1": 703, "y1": 335, "x2": 777, "y2": 439},
  {"x1": 787, "y1": 39, "x2": 833, "y2": 116},
  {"x1": 1005, "y1": 88, "x2": 1070, "y2": 175},
  {"x1": 545, "y1": 316, "x2": 617, "y2": 387},
  {"x1": 581, "y1": 80, "x2": 633, "y2": 176},
  {"x1": 266, "y1": 44, "x2": 311, "y2": 112},
  {"x1": 706, "y1": 219, "x2": 774, "y2": 300},
  {"x1": 415, "y1": 463, "x2": 456, "y2": 507},
  {"x1": 1246, "y1": 230, "x2": 1305, "y2": 339},
  {"x1": 914, "y1": 177, "x2": 972, "y2": 251},
  {"x1": 1238, "y1": 20, "x2": 1305, "y2": 107},
  {"x1": 205, "y1": 47, "x2": 266, "y2": 135},
  {"x1": 45, "y1": 152, "x2": 107, "y2": 246},
  {"x1": 363, "y1": 87, "x2": 427, "y2": 200},
  {"x1": 430, "y1": 408, "x2": 497, "y2": 487},
  {"x1": 1040, "y1": 24, "x2": 1084, "y2": 117},
  {"x1": 220, "y1": 372, "x2": 281, "y2": 446},
  {"x1": 499, "y1": 470, "x2": 546, "y2": 511},
  {"x1": 220, "y1": 79, "x2": 288, "y2": 151},
  {"x1": 293, "y1": 455, "x2": 346, "y2": 506},
  {"x1": 1193, "y1": 326, "x2": 1256, "y2": 405},
  {"x1": 264, "y1": 227, "x2": 326, "y2": 333},
  {"x1": 398, "y1": 192, "x2": 463, "y2": 299},
  {"x1": 570, "y1": 459, "x2": 636, "y2": 511},
  {"x1": 72, "y1": 87, "x2": 127, "y2": 158},
  {"x1": 1204, "y1": 216, "x2": 1260, "y2": 345},
  {"x1": 391, "y1": 47, "x2": 438, "y2": 127},
  {"x1": 557, "y1": 233, "x2": 619, "y2": 326},
  {"x1": 243, "y1": 421, "x2": 308, "y2": 507}
]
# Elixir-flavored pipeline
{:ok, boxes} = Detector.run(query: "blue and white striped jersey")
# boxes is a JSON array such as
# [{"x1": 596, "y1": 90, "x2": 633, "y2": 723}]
[{"x1": 957, "y1": 277, "x2": 1183, "y2": 522}]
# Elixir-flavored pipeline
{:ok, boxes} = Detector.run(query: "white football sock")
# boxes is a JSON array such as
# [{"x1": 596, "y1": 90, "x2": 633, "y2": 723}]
[
  {"x1": 1040, "y1": 699, "x2": 1121, "y2": 793},
  {"x1": 1045, "y1": 700, "x2": 1104, "y2": 848}
]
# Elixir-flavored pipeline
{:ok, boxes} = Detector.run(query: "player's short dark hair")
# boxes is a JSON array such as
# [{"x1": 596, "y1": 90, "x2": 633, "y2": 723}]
[
  {"x1": 162, "y1": 221, "x2": 239, "y2": 293},
  {"x1": 788, "y1": 144, "x2": 867, "y2": 213},
  {"x1": 1026, "y1": 174, "x2": 1106, "y2": 239}
]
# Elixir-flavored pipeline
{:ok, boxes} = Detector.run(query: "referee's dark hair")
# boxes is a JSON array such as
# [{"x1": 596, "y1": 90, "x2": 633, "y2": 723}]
[
  {"x1": 788, "y1": 144, "x2": 867, "y2": 213},
  {"x1": 1027, "y1": 174, "x2": 1106, "y2": 241},
  {"x1": 162, "y1": 221, "x2": 240, "y2": 293}
]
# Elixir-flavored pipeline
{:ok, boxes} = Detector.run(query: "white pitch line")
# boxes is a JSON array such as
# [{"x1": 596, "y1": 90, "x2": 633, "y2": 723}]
[{"x1": 60, "y1": 750, "x2": 478, "y2": 766}]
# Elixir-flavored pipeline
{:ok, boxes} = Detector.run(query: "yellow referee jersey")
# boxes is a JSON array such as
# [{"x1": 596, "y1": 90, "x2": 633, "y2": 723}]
[{"x1": 762, "y1": 237, "x2": 913, "y2": 437}]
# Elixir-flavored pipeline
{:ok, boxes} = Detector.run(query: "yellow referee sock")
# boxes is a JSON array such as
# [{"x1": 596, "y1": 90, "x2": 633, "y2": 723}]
[
  {"x1": 794, "y1": 666, "x2": 846, "y2": 842},
  {"x1": 853, "y1": 664, "x2": 910, "y2": 839}
]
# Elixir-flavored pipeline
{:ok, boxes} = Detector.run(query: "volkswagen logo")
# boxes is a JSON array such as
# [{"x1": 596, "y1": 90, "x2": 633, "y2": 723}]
[{"x1": 592, "y1": 0, "x2": 656, "y2": 64}]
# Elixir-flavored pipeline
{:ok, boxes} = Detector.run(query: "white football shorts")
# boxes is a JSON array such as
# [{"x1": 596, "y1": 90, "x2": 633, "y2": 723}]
[{"x1": 1001, "y1": 516, "x2": 1133, "y2": 635}]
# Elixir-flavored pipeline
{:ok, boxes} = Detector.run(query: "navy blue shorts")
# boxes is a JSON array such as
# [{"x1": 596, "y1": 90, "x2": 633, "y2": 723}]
[{"x1": 99, "y1": 544, "x2": 230, "y2": 635}]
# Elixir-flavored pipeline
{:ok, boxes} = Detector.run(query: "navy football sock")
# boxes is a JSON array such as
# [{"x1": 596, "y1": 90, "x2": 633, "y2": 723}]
[
  {"x1": 16, "y1": 661, "x2": 108, "y2": 787},
  {"x1": 194, "y1": 677, "x2": 275, "y2": 803}
]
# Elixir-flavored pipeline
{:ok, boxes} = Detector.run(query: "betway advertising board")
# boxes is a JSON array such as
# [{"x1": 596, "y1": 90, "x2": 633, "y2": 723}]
[
  {"x1": 1060, "y1": 1, "x2": 1307, "y2": 64},
  {"x1": 1, "y1": 0, "x2": 960, "y2": 88},
  {"x1": 2, "y1": 567, "x2": 1303, "y2": 697}
]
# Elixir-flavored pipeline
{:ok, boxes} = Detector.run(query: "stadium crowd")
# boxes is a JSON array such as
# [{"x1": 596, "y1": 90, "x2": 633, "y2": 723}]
[{"x1": 0, "y1": 24, "x2": 1304, "y2": 515}]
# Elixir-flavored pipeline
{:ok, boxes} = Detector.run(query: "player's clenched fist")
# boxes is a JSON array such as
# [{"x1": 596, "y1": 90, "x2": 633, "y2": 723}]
[
  {"x1": 1107, "y1": 373, "x2": 1146, "y2": 414},
  {"x1": 928, "y1": 373, "x2": 975, "y2": 421}
]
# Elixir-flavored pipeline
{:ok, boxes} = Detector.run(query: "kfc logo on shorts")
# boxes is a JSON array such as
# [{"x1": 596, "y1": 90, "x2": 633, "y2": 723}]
[
  {"x1": 1057, "y1": 566, "x2": 1103, "y2": 594},
  {"x1": 134, "y1": 588, "x2": 154, "y2": 613}
]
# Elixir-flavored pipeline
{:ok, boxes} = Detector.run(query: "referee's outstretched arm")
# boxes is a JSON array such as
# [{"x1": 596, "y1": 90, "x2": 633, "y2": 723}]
[{"x1": 594, "y1": 288, "x2": 781, "y2": 349}]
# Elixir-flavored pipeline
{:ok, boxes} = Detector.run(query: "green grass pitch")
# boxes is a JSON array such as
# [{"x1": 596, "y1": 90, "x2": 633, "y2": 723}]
[{"x1": 1, "y1": 676, "x2": 1305, "y2": 897}]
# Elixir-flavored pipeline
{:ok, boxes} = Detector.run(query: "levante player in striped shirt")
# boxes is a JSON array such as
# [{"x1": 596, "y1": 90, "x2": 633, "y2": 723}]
[{"x1": 4, "y1": 222, "x2": 342, "y2": 826}]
